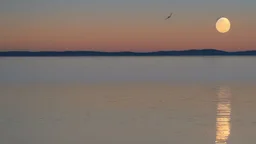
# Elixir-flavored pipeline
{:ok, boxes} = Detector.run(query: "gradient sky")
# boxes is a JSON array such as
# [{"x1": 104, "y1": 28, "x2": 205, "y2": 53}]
[{"x1": 1, "y1": 0, "x2": 255, "y2": 51}]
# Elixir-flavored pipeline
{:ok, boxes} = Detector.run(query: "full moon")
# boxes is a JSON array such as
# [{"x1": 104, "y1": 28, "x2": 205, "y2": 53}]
[{"x1": 216, "y1": 17, "x2": 231, "y2": 33}]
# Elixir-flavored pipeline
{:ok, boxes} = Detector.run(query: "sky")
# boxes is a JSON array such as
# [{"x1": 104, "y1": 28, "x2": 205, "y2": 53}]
[{"x1": 0, "y1": 0, "x2": 255, "y2": 51}]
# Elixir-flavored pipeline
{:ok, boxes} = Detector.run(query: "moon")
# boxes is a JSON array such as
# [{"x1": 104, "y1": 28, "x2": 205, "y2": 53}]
[{"x1": 216, "y1": 17, "x2": 231, "y2": 33}]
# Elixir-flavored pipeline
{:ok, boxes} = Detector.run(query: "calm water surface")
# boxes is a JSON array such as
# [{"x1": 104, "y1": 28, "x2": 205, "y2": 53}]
[
  {"x1": 0, "y1": 57, "x2": 256, "y2": 144},
  {"x1": 1, "y1": 56, "x2": 256, "y2": 84}
]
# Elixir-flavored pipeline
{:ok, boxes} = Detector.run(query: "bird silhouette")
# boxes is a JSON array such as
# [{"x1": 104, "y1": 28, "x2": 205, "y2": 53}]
[{"x1": 165, "y1": 12, "x2": 173, "y2": 20}]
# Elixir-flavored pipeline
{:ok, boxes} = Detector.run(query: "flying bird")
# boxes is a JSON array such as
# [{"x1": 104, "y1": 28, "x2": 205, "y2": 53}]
[{"x1": 165, "y1": 12, "x2": 173, "y2": 20}]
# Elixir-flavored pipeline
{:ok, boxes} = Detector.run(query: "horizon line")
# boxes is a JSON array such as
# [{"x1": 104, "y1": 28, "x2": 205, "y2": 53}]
[{"x1": 0, "y1": 48, "x2": 255, "y2": 53}]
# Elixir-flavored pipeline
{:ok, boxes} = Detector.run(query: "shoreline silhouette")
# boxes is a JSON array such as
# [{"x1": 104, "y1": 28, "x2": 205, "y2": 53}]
[{"x1": 1, "y1": 49, "x2": 256, "y2": 57}]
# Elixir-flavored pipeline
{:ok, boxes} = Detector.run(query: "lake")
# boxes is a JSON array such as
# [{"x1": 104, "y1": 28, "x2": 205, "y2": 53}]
[{"x1": 1, "y1": 57, "x2": 256, "y2": 144}]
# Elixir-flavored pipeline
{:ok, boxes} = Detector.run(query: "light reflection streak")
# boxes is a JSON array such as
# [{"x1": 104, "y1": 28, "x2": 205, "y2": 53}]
[{"x1": 215, "y1": 86, "x2": 231, "y2": 144}]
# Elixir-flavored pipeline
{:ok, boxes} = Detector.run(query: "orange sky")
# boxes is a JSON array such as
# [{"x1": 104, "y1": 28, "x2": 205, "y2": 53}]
[{"x1": 1, "y1": 0, "x2": 255, "y2": 51}]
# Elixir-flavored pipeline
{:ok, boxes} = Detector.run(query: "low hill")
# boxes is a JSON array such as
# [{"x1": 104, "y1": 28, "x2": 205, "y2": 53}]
[{"x1": 1, "y1": 49, "x2": 256, "y2": 56}]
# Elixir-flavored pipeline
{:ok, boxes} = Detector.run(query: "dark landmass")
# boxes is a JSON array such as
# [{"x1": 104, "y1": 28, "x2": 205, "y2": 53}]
[{"x1": 1, "y1": 49, "x2": 256, "y2": 57}]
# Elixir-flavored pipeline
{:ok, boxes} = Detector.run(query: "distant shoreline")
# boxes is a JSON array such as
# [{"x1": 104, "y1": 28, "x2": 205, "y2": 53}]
[{"x1": 1, "y1": 49, "x2": 256, "y2": 56}]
